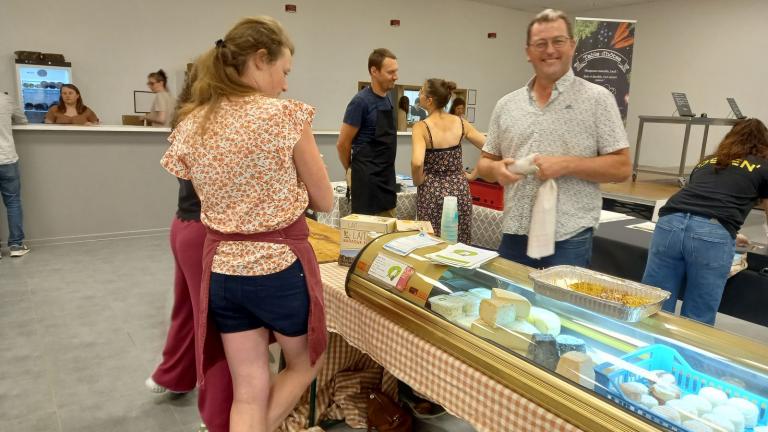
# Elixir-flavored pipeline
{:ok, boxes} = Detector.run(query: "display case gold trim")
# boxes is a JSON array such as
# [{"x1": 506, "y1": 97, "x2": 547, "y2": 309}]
[{"x1": 347, "y1": 274, "x2": 661, "y2": 432}]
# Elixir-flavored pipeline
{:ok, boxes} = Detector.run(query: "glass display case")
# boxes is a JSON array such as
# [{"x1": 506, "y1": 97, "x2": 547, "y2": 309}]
[
  {"x1": 15, "y1": 63, "x2": 72, "y2": 123},
  {"x1": 345, "y1": 232, "x2": 768, "y2": 432}
]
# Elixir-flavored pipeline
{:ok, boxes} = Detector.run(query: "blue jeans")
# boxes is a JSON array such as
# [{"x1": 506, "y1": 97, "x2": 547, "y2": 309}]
[
  {"x1": 641, "y1": 213, "x2": 735, "y2": 325},
  {"x1": 0, "y1": 162, "x2": 25, "y2": 246},
  {"x1": 498, "y1": 228, "x2": 594, "y2": 269}
]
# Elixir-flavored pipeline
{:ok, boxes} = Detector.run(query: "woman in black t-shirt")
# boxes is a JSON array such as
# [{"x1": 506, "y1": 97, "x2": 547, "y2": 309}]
[{"x1": 642, "y1": 118, "x2": 768, "y2": 325}]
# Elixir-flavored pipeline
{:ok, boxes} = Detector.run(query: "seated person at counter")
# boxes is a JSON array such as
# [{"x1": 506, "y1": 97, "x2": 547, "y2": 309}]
[
  {"x1": 642, "y1": 118, "x2": 768, "y2": 326},
  {"x1": 44, "y1": 84, "x2": 99, "y2": 125},
  {"x1": 143, "y1": 69, "x2": 175, "y2": 127},
  {"x1": 449, "y1": 97, "x2": 466, "y2": 118}
]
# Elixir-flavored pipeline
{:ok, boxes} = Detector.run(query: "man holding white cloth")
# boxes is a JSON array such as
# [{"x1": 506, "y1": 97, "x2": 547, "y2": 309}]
[{"x1": 477, "y1": 9, "x2": 631, "y2": 268}]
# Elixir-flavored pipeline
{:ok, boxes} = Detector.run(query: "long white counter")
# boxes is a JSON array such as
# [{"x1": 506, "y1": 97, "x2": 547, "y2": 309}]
[
  {"x1": 5, "y1": 126, "x2": 176, "y2": 245},
  {"x1": 11, "y1": 125, "x2": 414, "y2": 134},
  {"x1": 12, "y1": 124, "x2": 172, "y2": 133},
  {"x1": 6, "y1": 125, "x2": 480, "y2": 244}
]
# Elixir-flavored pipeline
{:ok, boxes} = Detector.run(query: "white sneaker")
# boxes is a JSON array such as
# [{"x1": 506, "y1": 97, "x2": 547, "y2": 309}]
[
  {"x1": 9, "y1": 244, "x2": 30, "y2": 257},
  {"x1": 145, "y1": 377, "x2": 167, "y2": 394}
]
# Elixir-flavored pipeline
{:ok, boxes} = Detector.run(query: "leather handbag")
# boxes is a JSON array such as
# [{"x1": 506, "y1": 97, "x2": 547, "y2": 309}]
[{"x1": 366, "y1": 390, "x2": 413, "y2": 432}]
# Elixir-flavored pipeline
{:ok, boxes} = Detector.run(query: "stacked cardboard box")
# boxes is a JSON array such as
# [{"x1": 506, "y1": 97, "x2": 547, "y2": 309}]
[{"x1": 339, "y1": 214, "x2": 397, "y2": 266}]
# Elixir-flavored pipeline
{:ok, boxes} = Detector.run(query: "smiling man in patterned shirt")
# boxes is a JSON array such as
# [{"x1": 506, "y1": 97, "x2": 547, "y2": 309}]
[{"x1": 477, "y1": 9, "x2": 631, "y2": 268}]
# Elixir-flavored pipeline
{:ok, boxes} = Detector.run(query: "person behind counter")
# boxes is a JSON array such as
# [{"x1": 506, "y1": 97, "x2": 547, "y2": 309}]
[
  {"x1": 144, "y1": 69, "x2": 176, "y2": 127},
  {"x1": 44, "y1": 84, "x2": 99, "y2": 125},
  {"x1": 397, "y1": 95, "x2": 409, "y2": 132},
  {"x1": 161, "y1": 16, "x2": 332, "y2": 432},
  {"x1": 642, "y1": 118, "x2": 768, "y2": 326},
  {"x1": 145, "y1": 68, "x2": 232, "y2": 432},
  {"x1": 477, "y1": 8, "x2": 630, "y2": 268},
  {"x1": 411, "y1": 79, "x2": 485, "y2": 244},
  {"x1": 336, "y1": 48, "x2": 399, "y2": 217},
  {"x1": 449, "y1": 97, "x2": 466, "y2": 118}
]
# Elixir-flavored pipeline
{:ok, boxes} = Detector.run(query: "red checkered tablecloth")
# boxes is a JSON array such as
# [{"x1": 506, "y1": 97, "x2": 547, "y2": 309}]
[{"x1": 320, "y1": 263, "x2": 584, "y2": 432}]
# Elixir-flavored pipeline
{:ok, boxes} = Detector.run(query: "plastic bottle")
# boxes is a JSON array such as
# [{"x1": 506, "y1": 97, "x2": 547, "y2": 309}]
[{"x1": 440, "y1": 196, "x2": 459, "y2": 243}]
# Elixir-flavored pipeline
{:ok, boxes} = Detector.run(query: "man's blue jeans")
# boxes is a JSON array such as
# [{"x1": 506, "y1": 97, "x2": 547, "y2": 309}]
[
  {"x1": 642, "y1": 213, "x2": 735, "y2": 325},
  {"x1": 0, "y1": 161, "x2": 25, "y2": 246},
  {"x1": 498, "y1": 228, "x2": 594, "y2": 269}
]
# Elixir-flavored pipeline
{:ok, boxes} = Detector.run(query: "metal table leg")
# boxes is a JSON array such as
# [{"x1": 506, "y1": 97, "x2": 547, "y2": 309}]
[
  {"x1": 308, "y1": 380, "x2": 317, "y2": 427},
  {"x1": 699, "y1": 123, "x2": 711, "y2": 161},
  {"x1": 632, "y1": 119, "x2": 645, "y2": 182},
  {"x1": 678, "y1": 123, "x2": 693, "y2": 186}
]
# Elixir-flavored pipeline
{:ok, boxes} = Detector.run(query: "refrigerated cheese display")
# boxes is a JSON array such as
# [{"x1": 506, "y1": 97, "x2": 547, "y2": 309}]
[{"x1": 345, "y1": 232, "x2": 768, "y2": 432}]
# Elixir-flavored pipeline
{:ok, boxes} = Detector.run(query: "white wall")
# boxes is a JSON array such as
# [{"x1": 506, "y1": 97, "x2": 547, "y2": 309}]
[
  {"x1": 4, "y1": 0, "x2": 767, "y2": 167},
  {"x1": 0, "y1": 0, "x2": 534, "y2": 131},
  {"x1": 586, "y1": 0, "x2": 768, "y2": 168}
]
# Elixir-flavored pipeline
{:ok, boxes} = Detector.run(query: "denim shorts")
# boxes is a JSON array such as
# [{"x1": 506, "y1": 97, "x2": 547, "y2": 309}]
[{"x1": 209, "y1": 260, "x2": 309, "y2": 336}]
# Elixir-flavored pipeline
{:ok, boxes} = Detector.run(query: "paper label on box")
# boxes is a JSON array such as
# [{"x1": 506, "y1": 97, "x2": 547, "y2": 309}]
[
  {"x1": 341, "y1": 229, "x2": 370, "y2": 249},
  {"x1": 368, "y1": 254, "x2": 411, "y2": 289}
]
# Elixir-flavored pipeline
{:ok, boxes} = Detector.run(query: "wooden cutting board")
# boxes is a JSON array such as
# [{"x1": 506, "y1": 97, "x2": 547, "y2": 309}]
[{"x1": 307, "y1": 217, "x2": 340, "y2": 264}]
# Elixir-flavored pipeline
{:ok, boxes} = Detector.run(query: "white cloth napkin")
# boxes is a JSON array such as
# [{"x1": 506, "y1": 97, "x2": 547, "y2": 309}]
[{"x1": 507, "y1": 154, "x2": 558, "y2": 259}]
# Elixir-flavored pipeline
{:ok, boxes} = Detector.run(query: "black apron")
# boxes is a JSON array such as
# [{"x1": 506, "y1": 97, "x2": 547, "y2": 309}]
[{"x1": 350, "y1": 107, "x2": 397, "y2": 215}]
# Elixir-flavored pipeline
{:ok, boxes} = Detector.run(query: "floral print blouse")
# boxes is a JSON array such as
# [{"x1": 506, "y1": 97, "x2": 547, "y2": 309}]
[{"x1": 161, "y1": 95, "x2": 315, "y2": 276}]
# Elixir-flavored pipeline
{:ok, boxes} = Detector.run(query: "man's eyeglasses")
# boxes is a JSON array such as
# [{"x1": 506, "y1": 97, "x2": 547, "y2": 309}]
[{"x1": 529, "y1": 36, "x2": 571, "y2": 51}]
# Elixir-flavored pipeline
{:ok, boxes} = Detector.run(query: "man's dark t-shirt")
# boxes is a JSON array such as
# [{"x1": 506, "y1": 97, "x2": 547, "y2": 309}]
[{"x1": 343, "y1": 87, "x2": 394, "y2": 150}]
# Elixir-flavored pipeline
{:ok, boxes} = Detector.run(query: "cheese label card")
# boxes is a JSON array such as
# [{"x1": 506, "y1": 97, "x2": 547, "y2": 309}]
[{"x1": 368, "y1": 254, "x2": 411, "y2": 289}]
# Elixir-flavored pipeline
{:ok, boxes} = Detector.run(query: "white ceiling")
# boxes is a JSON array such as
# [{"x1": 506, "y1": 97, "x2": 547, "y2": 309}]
[{"x1": 466, "y1": 0, "x2": 659, "y2": 13}]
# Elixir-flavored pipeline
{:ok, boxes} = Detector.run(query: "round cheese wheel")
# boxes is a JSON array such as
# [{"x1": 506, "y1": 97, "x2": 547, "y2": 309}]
[
  {"x1": 701, "y1": 413, "x2": 735, "y2": 432},
  {"x1": 620, "y1": 382, "x2": 648, "y2": 402},
  {"x1": 682, "y1": 394, "x2": 713, "y2": 415},
  {"x1": 639, "y1": 394, "x2": 659, "y2": 410},
  {"x1": 651, "y1": 382, "x2": 681, "y2": 403},
  {"x1": 699, "y1": 387, "x2": 729, "y2": 407},
  {"x1": 712, "y1": 405, "x2": 745, "y2": 432},
  {"x1": 725, "y1": 398, "x2": 759, "y2": 428},
  {"x1": 651, "y1": 405, "x2": 681, "y2": 425},
  {"x1": 666, "y1": 398, "x2": 698, "y2": 421}
]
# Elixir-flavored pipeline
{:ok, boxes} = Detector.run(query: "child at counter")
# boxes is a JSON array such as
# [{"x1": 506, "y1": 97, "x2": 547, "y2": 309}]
[{"x1": 44, "y1": 84, "x2": 99, "y2": 125}]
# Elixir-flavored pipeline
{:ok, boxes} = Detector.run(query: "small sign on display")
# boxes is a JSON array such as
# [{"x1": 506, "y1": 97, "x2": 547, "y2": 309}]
[{"x1": 671, "y1": 92, "x2": 695, "y2": 117}]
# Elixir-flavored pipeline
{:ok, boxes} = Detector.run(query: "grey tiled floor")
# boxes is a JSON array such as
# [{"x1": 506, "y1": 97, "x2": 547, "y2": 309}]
[
  {"x1": 1, "y1": 233, "x2": 766, "y2": 431},
  {"x1": 0, "y1": 235, "x2": 200, "y2": 432}
]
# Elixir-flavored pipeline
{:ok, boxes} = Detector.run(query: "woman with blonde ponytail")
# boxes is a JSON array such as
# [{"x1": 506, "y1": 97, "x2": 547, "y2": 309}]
[{"x1": 161, "y1": 16, "x2": 332, "y2": 432}]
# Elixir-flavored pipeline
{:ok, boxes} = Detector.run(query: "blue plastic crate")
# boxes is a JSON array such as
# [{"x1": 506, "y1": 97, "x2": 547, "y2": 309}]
[{"x1": 595, "y1": 344, "x2": 768, "y2": 431}]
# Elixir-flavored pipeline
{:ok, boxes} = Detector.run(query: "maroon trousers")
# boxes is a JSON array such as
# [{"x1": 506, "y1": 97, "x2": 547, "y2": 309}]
[{"x1": 151, "y1": 218, "x2": 232, "y2": 432}]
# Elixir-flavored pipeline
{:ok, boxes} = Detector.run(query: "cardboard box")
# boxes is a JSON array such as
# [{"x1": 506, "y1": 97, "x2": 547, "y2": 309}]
[
  {"x1": 339, "y1": 214, "x2": 397, "y2": 266},
  {"x1": 396, "y1": 219, "x2": 434, "y2": 234}
]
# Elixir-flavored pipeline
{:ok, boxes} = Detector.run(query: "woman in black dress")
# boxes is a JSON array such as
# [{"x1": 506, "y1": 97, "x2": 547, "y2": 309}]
[{"x1": 411, "y1": 79, "x2": 485, "y2": 243}]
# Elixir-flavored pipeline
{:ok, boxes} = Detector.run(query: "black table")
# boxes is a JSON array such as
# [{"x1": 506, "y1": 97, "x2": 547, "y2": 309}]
[{"x1": 592, "y1": 218, "x2": 768, "y2": 326}]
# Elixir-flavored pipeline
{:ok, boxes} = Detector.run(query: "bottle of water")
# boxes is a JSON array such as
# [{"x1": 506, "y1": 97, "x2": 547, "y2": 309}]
[{"x1": 440, "y1": 196, "x2": 459, "y2": 243}]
